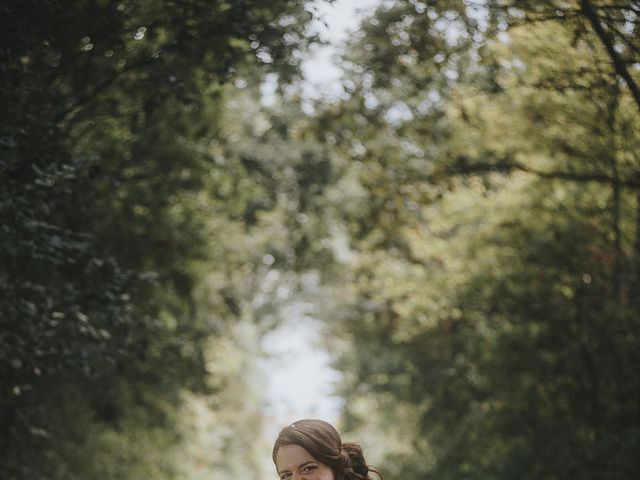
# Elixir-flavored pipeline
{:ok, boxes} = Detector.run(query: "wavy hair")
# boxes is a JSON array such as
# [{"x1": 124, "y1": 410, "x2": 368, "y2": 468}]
[{"x1": 272, "y1": 419, "x2": 382, "y2": 480}]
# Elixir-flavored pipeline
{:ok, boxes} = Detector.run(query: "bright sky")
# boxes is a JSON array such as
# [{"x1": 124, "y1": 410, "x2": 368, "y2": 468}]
[
  {"x1": 258, "y1": 0, "x2": 381, "y2": 421},
  {"x1": 259, "y1": 0, "x2": 380, "y2": 433},
  {"x1": 257, "y1": 3, "x2": 381, "y2": 477},
  {"x1": 260, "y1": 315, "x2": 342, "y2": 429},
  {"x1": 302, "y1": 0, "x2": 380, "y2": 98},
  {"x1": 258, "y1": 312, "x2": 343, "y2": 480},
  {"x1": 261, "y1": 0, "x2": 380, "y2": 105}
]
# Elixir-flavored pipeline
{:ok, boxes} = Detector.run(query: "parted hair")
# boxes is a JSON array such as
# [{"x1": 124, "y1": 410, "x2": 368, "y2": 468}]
[{"x1": 272, "y1": 419, "x2": 382, "y2": 480}]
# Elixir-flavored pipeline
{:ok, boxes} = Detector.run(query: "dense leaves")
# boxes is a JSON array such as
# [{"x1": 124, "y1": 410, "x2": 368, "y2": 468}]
[
  {"x1": 1, "y1": 1, "x2": 317, "y2": 478},
  {"x1": 320, "y1": 1, "x2": 640, "y2": 479},
  {"x1": 3, "y1": 0, "x2": 640, "y2": 479}
]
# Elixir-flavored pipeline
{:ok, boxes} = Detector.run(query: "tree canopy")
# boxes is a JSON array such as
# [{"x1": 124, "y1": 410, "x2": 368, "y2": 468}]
[
  {"x1": 319, "y1": 1, "x2": 640, "y2": 479},
  {"x1": 2, "y1": 1, "x2": 639, "y2": 479}
]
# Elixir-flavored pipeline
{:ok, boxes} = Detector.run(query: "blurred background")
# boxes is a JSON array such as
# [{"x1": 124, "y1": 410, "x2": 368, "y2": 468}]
[{"x1": 2, "y1": 0, "x2": 640, "y2": 479}]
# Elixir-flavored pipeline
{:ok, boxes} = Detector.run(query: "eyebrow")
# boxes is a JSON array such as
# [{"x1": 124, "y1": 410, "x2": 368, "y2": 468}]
[{"x1": 279, "y1": 461, "x2": 316, "y2": 474}]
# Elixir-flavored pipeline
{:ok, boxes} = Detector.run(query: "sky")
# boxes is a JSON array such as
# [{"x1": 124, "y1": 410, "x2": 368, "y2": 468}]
[
  {"x1": 261, "y1": 0, "x2": 380, "y2": 105},
  {"x1": 257, "y1": 308, "x2": 343, "y2": 479},
  {"x1": 259, "y1": 315, "x2": 342, "y2": 430},
  {"x1": 257, "y1": 2, "x2": 381, "y2": 477},
  {"x1": 257, "y1": 0, "x2": 381, "y2": 458},
  {"x1": 302, "y1": 0, "x2": 380, "y2": 97}
]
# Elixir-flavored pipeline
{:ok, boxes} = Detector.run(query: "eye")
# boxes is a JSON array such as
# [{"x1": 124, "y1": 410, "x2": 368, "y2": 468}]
[
  {"x1": 302, "y1": 465, "x2": 317, "y2": 473},
  {"x1": 280, "y1": 473, "x2": 292, "y2": 480}
]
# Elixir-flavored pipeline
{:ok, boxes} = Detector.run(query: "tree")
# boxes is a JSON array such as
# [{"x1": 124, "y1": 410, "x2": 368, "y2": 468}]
[
  {"x1": 312, "y1": 1, "x2": 640, "y2": 478},
  {"x1": 0, "y1": 1, "x2": 318, "y2": 478}
]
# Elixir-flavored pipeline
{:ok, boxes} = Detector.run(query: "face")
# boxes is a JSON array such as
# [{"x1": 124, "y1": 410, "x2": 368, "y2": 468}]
[{"x1": 275, "y1": 444, "x2": 335, "y2": 480}]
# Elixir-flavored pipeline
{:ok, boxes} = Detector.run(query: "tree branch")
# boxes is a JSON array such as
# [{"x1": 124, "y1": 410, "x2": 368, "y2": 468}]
[
  {"x1": 54, "y1": 57, "x2": 153, "y2": 125},
  {"x1": 434, "y1": 156, "x2": 640, "y2": 189},
  {"x1": 579, "y1": 0, "x2": 640, "y2": 112}
]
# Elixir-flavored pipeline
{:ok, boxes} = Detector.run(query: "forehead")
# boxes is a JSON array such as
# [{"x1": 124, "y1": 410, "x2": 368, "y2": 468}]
[{"x1": 276, "y1": 444, "x2": 318, "y2": 471}]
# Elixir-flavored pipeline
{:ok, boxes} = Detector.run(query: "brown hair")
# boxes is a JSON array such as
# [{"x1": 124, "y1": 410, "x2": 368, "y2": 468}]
[{"x1": 272, "y1": 419, "x2": 382, "y2": 480}]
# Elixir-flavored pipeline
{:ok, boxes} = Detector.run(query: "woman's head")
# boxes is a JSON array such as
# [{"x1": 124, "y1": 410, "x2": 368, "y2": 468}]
[{"x1": 272, "y1": 419, "x2": 381, "y2": 480}]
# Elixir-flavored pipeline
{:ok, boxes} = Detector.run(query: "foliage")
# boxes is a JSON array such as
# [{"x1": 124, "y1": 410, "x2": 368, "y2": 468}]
[
  {"x1": 316, "y1": 1, "x2": 640, "y2": 479},
  {"x1": 0, "y1": 0, "x2": 318, "y2": 478},
  {"x1": 4, "y1": 0, "x2": 640, "y2": 479}
]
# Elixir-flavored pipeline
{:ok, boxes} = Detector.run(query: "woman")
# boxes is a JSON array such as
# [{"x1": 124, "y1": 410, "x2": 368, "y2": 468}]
[{"x1": 272, "y1": 419, "x2": 382, "y2": 480}]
